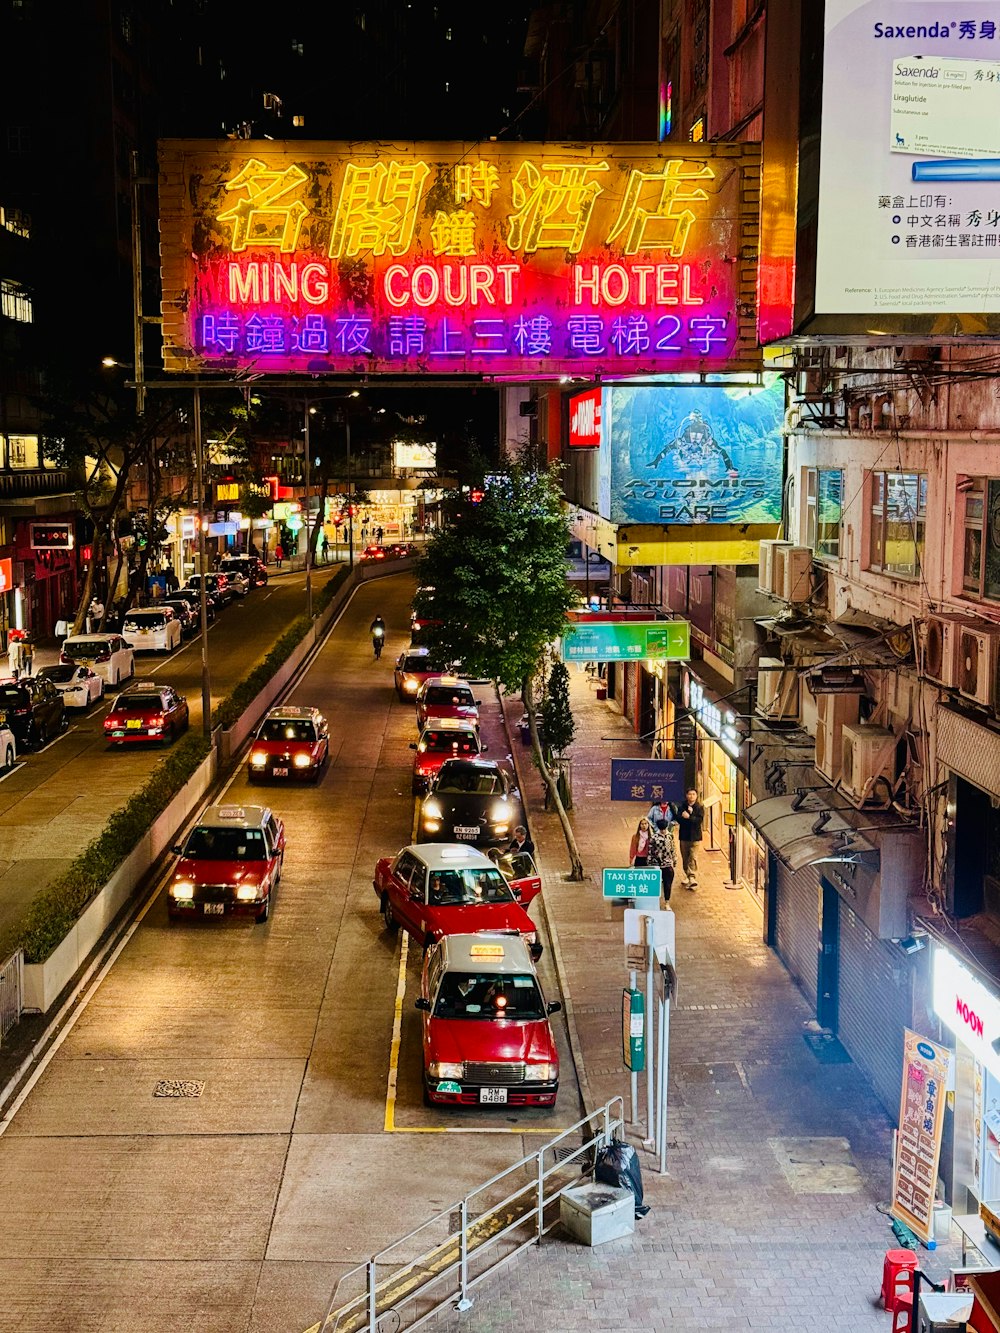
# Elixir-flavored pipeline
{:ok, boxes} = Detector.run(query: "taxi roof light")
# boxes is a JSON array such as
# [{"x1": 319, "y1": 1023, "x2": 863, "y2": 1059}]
[
  {"x1": 470, "y1": 944, "x2": 506, "y2": 958},
  {"x1": 218, "y1": 806, "x2": 246, "y2": 819},
  {"x1": 439, "y1": 847, "x2": 476, "y2": 860}
]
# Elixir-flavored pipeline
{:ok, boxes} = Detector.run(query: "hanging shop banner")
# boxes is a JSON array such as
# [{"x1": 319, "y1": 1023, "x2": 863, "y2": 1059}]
[
  {"x1": 158, "y1": 140, "x2": 762, "y2": 377},
  {"x1": 816, "y1": 0, "x2": 1000, "y2": 321},
  {"x1": 891, "y1": 1029, "x2": 951, "y2": 1244},
  {"x1": 569, "y1": 387, "x2": 603, "y2": 447},
  {"x1": 603, "y1": 378, "x2": 785, "y2": 525},
  {"x1": 562, "y1": 619, "x2": 691, "y2": 663},
  {"x1": 611, "y1": 758, "x2": 686, "y2": 802}
]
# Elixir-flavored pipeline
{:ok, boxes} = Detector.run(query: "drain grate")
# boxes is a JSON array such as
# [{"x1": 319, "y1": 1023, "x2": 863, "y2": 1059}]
[{"x1": 153, "y1": 1079, "x2": 205, "y2": 1098}]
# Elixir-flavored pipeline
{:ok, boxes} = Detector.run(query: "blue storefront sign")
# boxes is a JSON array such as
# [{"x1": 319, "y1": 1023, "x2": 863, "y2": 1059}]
[{"x1": 610, "y1": 758, "x2": 686, "y2": 803}]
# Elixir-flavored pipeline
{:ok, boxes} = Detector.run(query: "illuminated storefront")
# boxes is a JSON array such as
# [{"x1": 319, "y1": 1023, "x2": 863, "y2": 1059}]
[{"x1": 682, "y1": 666, "x2": 751, "y2": 889}]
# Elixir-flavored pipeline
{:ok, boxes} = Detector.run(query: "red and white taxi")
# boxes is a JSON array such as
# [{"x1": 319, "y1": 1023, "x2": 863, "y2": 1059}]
[
  {"x1": 104, "y1": 682, "x2": 189, "y2": 745},
  {"x1": 415, "y1": 676, "x2": 481, "y2": 731},
  {"x1": 410, "y1": 717, "x2": 486, "y2": 794},
  {"x1": 373, "y1": 843, "x2": 541, "y2": 956},
  {"x1": 248, "y1": 705, "x2": 329, "y2": 782},
  {"x1": 416, "y1": 933, "x2": 560, "y2": 1108},
  {"x1": 169, "y1": 803, "x2": 285, "y2": 923}
]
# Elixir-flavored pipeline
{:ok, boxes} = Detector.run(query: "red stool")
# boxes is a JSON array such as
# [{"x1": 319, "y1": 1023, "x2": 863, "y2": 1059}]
[
  {"x1": 891, "y1": 1293, "x2": 913, "y2": 1333},
  {"x1": 882, "y1": 1249, "x2": 918, "y2": 1312}
]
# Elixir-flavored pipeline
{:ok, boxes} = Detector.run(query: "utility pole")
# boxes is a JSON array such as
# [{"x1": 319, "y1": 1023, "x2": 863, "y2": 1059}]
[
  {"x1": 194, "y1": 385, "x2": 212, "y2": 737},
  {"x1": 346, "y1": 412, "x2": 354, "y2": 571},
  {"x1": 304, "y1": 399, "x2": 313, "y2": 619}
]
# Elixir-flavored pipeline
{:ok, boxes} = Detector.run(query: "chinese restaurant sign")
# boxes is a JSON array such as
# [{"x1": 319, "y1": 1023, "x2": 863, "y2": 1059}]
[
  {"x1": 891, "y1": 1029, "x2": 950, "y2": 1244},
  {"x1": 158, "y1": 140, "x2": 761, "y2": 377},
  {"x1": 562, "y1": 620, "x2": 691, "y2": 663}
]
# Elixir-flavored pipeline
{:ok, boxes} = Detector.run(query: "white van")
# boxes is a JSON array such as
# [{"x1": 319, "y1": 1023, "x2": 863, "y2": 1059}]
[
  {"x1": 122, "y1": 607, "x2": 182, "y2": 654},
  {"x1": 60, "y1": 633, "x2": 135, "y2": 686}
]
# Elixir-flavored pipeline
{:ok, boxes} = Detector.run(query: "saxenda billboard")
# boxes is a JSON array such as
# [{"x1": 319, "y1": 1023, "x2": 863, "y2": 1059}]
[
  {"x1": 158, "y1": 140, "x2": 762, "y2": 377},
  {"x1": 816, "y1": 0, "x2": 1000, "y2": 317},
  {"x1": 601, "y1": 378, "x2": 785, "y2": 525}
]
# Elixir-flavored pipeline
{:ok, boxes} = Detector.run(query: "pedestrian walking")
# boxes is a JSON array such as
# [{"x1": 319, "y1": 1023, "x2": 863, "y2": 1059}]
[
  {"x1": 7, "y1": 635, "x2": 23, "y2": 680},
  {"x1": 677, "y1": 787, "x2": 705, "y2": 889},
  {"x1": 275, "y1": 543, "x2": 284, "y2": 568},
  {"x1": 361, "y1": 524, "x2": 368, "y2": 544},
  {"x1": 646, "y1": 798, "x2": 676, "y2": 835},
  {"x1": 628, "y1": 817, "x2": 653, "y2": 867},
  {"x1": 376, "y1": 525, "x2": 383, "y2": 545},
  {"x1": 20, "y1": 636, "x2": 33, "y2": 677},
  {"x1": 649, "y1": 822, "x2": 677, "y2": 903},
  {"x1": 322, "y1": 536, "x2": 330, "y2": 563}
]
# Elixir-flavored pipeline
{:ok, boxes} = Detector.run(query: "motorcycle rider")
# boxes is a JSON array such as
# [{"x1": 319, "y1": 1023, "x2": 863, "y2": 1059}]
[{"x1": 370, "y1": 613, "x2": 386, "y2": 658}]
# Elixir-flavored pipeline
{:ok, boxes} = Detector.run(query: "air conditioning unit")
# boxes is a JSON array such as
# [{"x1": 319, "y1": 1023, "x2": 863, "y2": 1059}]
[
  {"x1": 841, "y1": 723, "x2": 897, "y2": 805},
  {"x1": 775, "y1": 545, "x2": 813, "y2": 603},
  {"x1": 815, "y1": 691, "x2": 860, "y2": 782},
  {"x1": 758, "y1": 540, "x2": 793, "y2": 595},
  {"x1": 756, "y1": 656, "x2": 800, "y2": 721},
  {"x1": 922, "y1": 613, "x2": 979, "y2": 688},
  {"x1": 958, "y1": 624, "x2": 1000, "y2": 706}
]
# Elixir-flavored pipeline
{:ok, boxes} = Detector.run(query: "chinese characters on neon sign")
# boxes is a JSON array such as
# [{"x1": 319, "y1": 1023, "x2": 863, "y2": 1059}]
[{"x1": 160, "y1": 141, "x2": 760, "y2": 375}]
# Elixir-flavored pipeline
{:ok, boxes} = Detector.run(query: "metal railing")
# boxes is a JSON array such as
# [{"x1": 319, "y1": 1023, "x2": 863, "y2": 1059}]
[
  {"x1": 315, "y1": 1097, "x2": 625, "y2": 1333},
  {"x1": 0, "y1": 949, "x2": 23, "y2": 1044}
]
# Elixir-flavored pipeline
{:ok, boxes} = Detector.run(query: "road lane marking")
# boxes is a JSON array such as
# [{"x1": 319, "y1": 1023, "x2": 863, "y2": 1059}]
[
  {"x1": 0, "y1": 761, "x2": 26, "y2": 783},
  {"x1": 383, "y1": 933, "x2": 409, "y2": 1132}
]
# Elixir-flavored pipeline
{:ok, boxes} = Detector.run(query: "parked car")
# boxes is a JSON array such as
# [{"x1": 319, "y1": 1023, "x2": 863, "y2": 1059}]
[
  {"x1": 104, "y1": 681, "x2": 189, "y2": 745},
  {"x1": 169, "y1": 802, "x2": 285, "y2": 923},
  {"x1": 0, "y1": 675, "x2": 67, "y2": 749},
  {"x1": 410, "y1": 586, "x2": 443, "y2": 646},
  {"x1": 161, "y1": 599, "x2": 199, "y2": 636},
  {"x1": 418, "y1": 758, "x2": 520, "y2": 848},
  {"x1": 416, "y1": 932, "x2": 560, "y2": 1108},
  {"x1": 168, "y1": 588, "x2": 217, "y2": 623},
  {"x1": 121, "y1": 606, "x2": 182, "y2": 654},
  {"x1": 360, "y1": 544, "x2": 388, "y2": 563},
  {"x1": 387, "y1": 541, "x2": 418, "y2": 559},
  {"x1": 410, "y1": 718, "x2": 487, "y2": 795},
  {"x1": 415, "y1": 676, "x2": 481, "y2": 731},
  {"x1": 186, "y1": 572, "x2": 234, "y2": 605},
  {"x1": 60, "y1": 633, "x2": 135, "y2": 686},
  {"x1": 394, "y1": 647, "x2": 449, "y2": 701},
  {"x1": 220, "y1": 554, "x2": 267, "y2": 588},
  {"x1": 373, "y1": 843, "x2": 541, "y2": 956},
  {"x1": 248, "y1": 705, "x2": 329, "y2": 782},
  {"x1": 0, "y1": 723, "x2": 14, "y2": 770},
  {"x1": 36, "y1": 663, "x2": 104, "y2": 709}
]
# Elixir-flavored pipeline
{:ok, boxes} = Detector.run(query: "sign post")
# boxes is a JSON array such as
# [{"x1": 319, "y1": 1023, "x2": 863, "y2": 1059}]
[
  {"x1": 624, "y1": 907, "x2": 676, "y2": 1169},
  {"x1": 622, "y1": 986, "x2": 644, "y2": 1125}
]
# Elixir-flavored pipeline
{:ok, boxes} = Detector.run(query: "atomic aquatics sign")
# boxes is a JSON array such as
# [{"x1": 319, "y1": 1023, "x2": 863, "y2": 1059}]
[{"x1": 158, "y1": 139, "x2": 761, "y2": 377}]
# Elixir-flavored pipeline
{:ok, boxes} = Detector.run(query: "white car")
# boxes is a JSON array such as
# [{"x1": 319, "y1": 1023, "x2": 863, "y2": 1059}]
[
  {"x1": 60, "y1": 633, "x2": 135, "y2": 686},
  {"x1": 122, "y1": 607, "x2": 182, "y2": 654},
  {"x1": 37, "y1": 663, "x2": 104, "y2": 709},
  {"x1": 0, "y1": 724, "x2": 14, "y2": 769}
]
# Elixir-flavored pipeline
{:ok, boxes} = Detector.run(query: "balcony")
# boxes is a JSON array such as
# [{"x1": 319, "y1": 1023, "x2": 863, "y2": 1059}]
[{"x1": 0, "y1": 469, "x2": 76, "y2": 502}]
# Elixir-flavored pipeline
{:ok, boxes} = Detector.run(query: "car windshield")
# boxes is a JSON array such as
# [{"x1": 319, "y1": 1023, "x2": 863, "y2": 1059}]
[
  {"x1": 184, "y1": 826, "x2": 267, "y2": 860},
  {"x1": 425, "y1": 686, "x2": 473, "y2": 707},
  {"x1": 402, "y1": 655, "x2": 434, "y2": 672},
  {"x1": 420, "y1": 730, "x2": 478, "y2": 755},
  {"x1": 426, "y1": 867, "x2": 514, "y2": 905},
  {"x1": 124, "y1": 614, "x2": 165, "y2": 628},
  {"x1": 433, "y1": 972, "x2": 545, "y2": 1020},
  {"x1": 435, "y1": 766, "x2": 502, "y2": 794},
  {"x1": 258, "y1": 719, "x2": 316, "y2": 742},
  {"x1": 63, "y1": 640, "x2": 110, "y2": 658},
  {"x1": 38, "y1": 666, "x2": 78, "y2": 684},
  {"x1": 113, "y1": 694, "x2": 163, "y2": 712}
]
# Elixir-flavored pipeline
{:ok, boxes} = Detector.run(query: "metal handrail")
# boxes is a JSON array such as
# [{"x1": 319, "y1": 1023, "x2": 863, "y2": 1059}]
[
  {"x1": 0, "y1": 950, "x2": 24, "y2": 1044},
  {"x1": 313, "y1": 1097, "x2": 625, "y2": 1333}
]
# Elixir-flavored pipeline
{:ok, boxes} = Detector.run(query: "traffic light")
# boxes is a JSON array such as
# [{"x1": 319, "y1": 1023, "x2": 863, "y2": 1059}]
[{"x1": 470, "y1": 489, "x2": 484, "y2": 505}]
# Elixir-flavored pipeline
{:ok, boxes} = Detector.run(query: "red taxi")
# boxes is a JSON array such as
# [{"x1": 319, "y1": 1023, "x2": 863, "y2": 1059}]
[
  {"x1": 169, "y1": 803, "x2": 285, "y2": 923},
  {"x1": 415, "y1": 676, "x2": 481, "y2": 731},
  {"x1": 416, "y1": 933, "x2": 560, "y2": 1108},
  {"x1": 373, "y1": 843, "x2": 541, "y2": 956},
  {"x1": 360, "y1": 544, "x2": 388, "y2": 563},
  {"x1": 104, "y1": 682, "x2": 189, "y2": 745},
  {"x1": 248, "y1": 705, "x2": 329, "y2": 783},
  {"x1": 410, "y1": 717, "x2": 486, "y2": 794},
  {"x1": 394, "y1": 647, "x2": 448, "y2": 701}
]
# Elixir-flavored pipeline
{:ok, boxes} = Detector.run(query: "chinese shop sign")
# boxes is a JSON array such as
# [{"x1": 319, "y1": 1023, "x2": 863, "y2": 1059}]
[
  {"x1": 610, "y1": 759, "x2": 686, "y2": 802},
  {"x1": 158, "y1": 140, "x2": 761, "y2": 376},
  {"x1": 561, "y1": 619, "x2": 690, "y2": 663},
  {"x1": 569, "y1": 387, "x2": 603, "y2": 447},
  {"x1": 891, "y1": 1029, "x2": 950, "y2": 1244}
]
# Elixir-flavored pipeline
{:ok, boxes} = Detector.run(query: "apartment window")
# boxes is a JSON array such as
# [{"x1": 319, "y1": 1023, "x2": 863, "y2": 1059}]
[
  {"x1": 962, "y1": 478, "x2": 1000, "y2": 602},
  {"x1": 0, "y1": 205, "x2": 30, "y2": 238},
  {"x1": 0, "y1": 279, "x2": 32, "y2": 323},
  {"x1": 805, "y1": 467, "x2": 843, "y2": 559},
  {"x1": 6, "y1": 435, "x2": 40, "y2": 469},
  {"x1": 869, "y1": 470, "x2": 926, "y2": 577}
]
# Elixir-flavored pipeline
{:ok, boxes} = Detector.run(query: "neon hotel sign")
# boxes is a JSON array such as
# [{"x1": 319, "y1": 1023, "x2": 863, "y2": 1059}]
[{"x1": 158, "y1": 141, "x2": 759, "y2": 376}]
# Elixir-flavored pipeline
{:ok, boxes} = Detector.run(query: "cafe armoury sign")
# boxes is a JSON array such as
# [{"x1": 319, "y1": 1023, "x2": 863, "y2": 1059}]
[{"x1": 157, "y1": 139, "x2": 761, "y2": 377}]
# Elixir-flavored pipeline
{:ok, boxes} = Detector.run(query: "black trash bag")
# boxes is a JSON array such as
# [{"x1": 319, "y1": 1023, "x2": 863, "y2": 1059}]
[{"x1": 594, "y1": 1138, "x2": 650, "y2": 1218}]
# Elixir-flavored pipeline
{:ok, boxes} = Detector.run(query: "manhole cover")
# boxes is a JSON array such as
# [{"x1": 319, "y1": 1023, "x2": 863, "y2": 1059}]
[{"x1": 153, "y1": 1080, "x2": 205, "y2": 1098}]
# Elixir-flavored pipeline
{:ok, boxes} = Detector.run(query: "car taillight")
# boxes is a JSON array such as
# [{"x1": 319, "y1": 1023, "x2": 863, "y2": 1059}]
[{"x1": 97, "y1": 652, "x2": 110, "y2": 662}]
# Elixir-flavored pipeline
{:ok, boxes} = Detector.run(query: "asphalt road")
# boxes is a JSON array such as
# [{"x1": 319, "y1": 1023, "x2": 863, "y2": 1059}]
[
  {"x1": 0, "y1": 572, "x2": 582, "y2": 1332},
  {"x1": 0, "y1": 568, "x2": 336, "y2": 955}
]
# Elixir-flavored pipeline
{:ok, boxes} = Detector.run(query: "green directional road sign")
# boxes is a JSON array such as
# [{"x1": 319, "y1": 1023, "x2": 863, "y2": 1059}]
[
  {"x1": 562, "y1": 620, "x2": 690, "y2": 664},
  {"x1": 603, "y1": 867, "x2": 662, "y2": 900}
]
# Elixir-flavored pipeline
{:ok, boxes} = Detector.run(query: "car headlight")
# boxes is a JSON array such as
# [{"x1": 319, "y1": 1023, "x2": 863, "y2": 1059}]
[
  {"x1": 404, "y1": 679, "x2": 418, "y2": 693},
  {"x1": 250, "y1": 751, "x2": 267, "y2": 767},
  {"x1": 529, "y1": 1062, "x2": 558, "y2": 1082},
  {"x1": 428, "y1": 1061, "x2": 464, "y2": 1080},
  {"x1": 236, "y1": 883, "x2": 261, "y2": 901},
  {"x1": 423, "y1": 800, "x2": 442, "y2": 819},
  {"x1": 491, "y1": 801, "x2": 510, "y2": 822},
  {"x1": 171, "y1": 880, "x2": 195, "y2": 899},
  {"x1": 294, "y1": 752, "x2": 311, "y2": 768},
  {"x1": 423, "y1": 819, "x2": 442, "y2": 833}
]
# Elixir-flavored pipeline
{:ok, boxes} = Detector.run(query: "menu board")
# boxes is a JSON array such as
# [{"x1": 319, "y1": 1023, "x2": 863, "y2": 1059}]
[{"x1": 892, "y1": 1029, "x2": 951, "y2": 1242}]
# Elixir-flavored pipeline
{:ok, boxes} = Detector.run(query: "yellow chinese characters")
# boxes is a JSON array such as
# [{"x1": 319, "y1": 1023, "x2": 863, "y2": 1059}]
[
  {"x1": 606, "y1": 161, "x2": 714, "y2": 256},
  {"x1": 506, "y1": 161, "x2": 610, "y2": 254},
  {"x1": 454, "y1": 162, "x2": 500, "y2": 208},
  {"x1": 330, "y1": 161, "x2": 430, "y2": 258},
  {"x1": 217, "y1": 159, "x2": 309, "y2": 253},
  {"x1": 430, "y1": 210, "x2": 478, "y2": 257}
]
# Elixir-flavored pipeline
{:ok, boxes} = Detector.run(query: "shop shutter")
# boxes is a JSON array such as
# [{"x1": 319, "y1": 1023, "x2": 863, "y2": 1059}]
[
  {"x1": 837, "y1": 898, "x2": 911, "y2": 1117},
  {"x1": 774, "y1": 861, "x2": 819, "y2": 1007}
]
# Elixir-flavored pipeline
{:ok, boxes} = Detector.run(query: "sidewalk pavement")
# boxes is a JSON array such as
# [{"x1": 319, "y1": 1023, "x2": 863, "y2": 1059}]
[{"x1": 432, "y1": 669, "x2": 959, "y2": 1331}]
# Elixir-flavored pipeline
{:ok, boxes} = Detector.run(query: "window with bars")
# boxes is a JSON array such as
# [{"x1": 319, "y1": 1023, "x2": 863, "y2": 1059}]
[
  {"x1": 961, "y1": 478, "x2": 1000, "y2": 602},
  {"x1": 0, "y1": 279, "x2": 32, "y2": 323},
  {"x1": 805, "y1": 468, "x2": 843, "y2": 559},
  {"x1": 868, "y1": 470, "x2": 926, "y2": 577}
]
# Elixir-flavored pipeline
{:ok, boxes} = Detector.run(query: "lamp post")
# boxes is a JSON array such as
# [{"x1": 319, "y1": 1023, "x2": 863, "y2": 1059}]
[
  {"x1": 193, "y1": 384, "x2": 212, "y2": 736},
  {"x1": 303, "y1": 399, "x2": 313, "y2": 620}
]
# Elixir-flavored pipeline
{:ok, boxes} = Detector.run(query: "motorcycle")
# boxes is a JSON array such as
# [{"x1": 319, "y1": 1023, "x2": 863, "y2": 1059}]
[{"x1": 372, "y1": 625, "x2": 385, "y2": 659}]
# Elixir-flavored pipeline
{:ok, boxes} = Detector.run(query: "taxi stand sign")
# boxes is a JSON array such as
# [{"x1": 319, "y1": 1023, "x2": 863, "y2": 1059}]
[{"x1": 603, "y1": 867, "x2": 662, "y2": 900}]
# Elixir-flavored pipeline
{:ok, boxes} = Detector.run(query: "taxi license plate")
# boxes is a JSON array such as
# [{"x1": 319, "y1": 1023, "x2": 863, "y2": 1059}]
[
  {"x1": 126, "y1": 720, "x2": 142, "y2": 729},
  {"x1": 454, "y1": 825, "x2": 479, "y2": 839},
  {"x1": 480, "y1": 1088, "x2": 508, "y2": 1104},
  {"x1": 203, "y1": 903, "x2": 224, "y2": 916},
  {"x1": 273, "y1": 766, "x2": 288, "y2": 777}
]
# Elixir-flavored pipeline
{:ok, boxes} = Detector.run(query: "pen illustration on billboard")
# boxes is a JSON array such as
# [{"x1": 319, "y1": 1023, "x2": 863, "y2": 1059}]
[{"x1": 604, "y1": 378, "x2": 785, "y2": 525}]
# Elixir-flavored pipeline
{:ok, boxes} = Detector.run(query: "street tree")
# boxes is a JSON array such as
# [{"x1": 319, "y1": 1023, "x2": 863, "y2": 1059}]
[
  {"x1": 541, "y1": 657, "x2": 576, "y2": 762},
  {"x1": 415, "y1": 462, "x2": 583, "y2": 879}
]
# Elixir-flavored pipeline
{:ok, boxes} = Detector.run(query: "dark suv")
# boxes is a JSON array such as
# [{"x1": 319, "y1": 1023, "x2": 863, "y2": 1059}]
[
  {"x1": 220, "y1": 554, "x2": 267, "y2": 588},
  {"x1": 0, "y1": 675, "x2": 67, "y2": 748}
]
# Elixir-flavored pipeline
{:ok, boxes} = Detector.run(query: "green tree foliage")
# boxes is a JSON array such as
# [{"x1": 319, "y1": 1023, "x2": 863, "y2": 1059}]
[{"x1": 541, "y1": 659, "x2": 576, "y2": 759}]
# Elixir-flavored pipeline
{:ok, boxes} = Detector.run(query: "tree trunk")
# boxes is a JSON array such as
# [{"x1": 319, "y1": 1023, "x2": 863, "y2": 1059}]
[
  {"x1": 72, "y1": 532, "x2": 102, "y2": 635},
  {"x1": 309, "y1": 476, "x2": 329, "y2": 556},
  {"x1": 523, "y1": 672, "x2": 584, "y2": 881}
]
